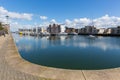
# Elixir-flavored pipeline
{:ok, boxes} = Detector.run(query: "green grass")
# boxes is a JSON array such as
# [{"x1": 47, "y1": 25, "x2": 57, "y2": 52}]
[{"x1": 0, "y1": 23, "x2": 4, "y2": 30}]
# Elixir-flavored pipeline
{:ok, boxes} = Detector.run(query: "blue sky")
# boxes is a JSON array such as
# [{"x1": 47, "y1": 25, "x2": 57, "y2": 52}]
[
  {"x1": 1, "y1": 0, "x2": 120, "y2": 19},
  {"x1": 0, "y1": 0, "x2": 120, "y2": 30}
]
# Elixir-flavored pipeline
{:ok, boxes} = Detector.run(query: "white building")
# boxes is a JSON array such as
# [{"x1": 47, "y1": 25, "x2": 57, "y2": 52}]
[
  {"x1": 105, "y1": 28, "x2": 112, "y2": 34},
  {"x1": 60, "y1": 25, "x2": 66, "y2": 33},
  {"x1": 97, "y1": 28, "x2": 105, "y2": 34}
]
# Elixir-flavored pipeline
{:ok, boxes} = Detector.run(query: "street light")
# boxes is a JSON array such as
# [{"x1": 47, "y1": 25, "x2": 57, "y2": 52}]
[
  {"x1": 5, "y1": 15, "x2": 9, "y2": 24},
  {"x1": 5, "y1": 15, "x2": 10, "y2": 34}
]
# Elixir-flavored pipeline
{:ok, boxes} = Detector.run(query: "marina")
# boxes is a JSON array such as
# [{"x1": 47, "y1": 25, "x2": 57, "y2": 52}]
[{"x1": 1, "y1": 0, "x2": 120, "y2": 80}]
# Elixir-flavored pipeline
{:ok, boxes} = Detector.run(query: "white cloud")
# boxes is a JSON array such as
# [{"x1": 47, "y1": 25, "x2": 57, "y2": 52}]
[
  {"x1": 10, "y1": 22, "x2": 33, "y2": 31},
  {"x1": 0, "y1": 6, "x2": 33, "y2": 20},
  {"x1": 73, "y1": 19, "x2": 79, "y2": 24},
  {"x1": 93, "y1": 14, "x2": 120, "y2": 28},
  {"x1": 78, "y1": 42, "x2": 89, "y2": 48},
  {"x1": 65, "y1": 15, "x2": 120, "y2": 28},
  {"x1": 0, "y1": 15, "x2": 7, "y2": 23},
  {"x1": 65, "y1": 19, "x2": 71, "y2": 24},
  {"x1": 50, "y1": 19, "x2": 57, "y2": 23},
  {"x1": 0, "y1": 7, "x2": 8, "y2": 14},
  {"x1": 79, "y1": 18, "x2": 91, "y2": 25},
  {"x1": 65, "y1": 18, "x2": 91, "y2": 28},
  {"x1": 75, "y1": 18, "x2": 91, "y2": 27},
  {"x1": 40, "y1": 16, "x2": 48, "y2": 20}
]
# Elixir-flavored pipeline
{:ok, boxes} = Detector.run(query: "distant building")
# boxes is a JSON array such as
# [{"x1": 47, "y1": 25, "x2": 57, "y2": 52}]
[
  {"x1": 79, "y1": 26, "x2": 97, "y2": 34},
  {"x1": 85, "y1": 26, "x2": 97, "y2": 34},
  {"x1": 104, "y1": 26, "x2": 120, "y2": 35},
  {"x1": 75, "y1": 29, "x2": 79, "y2": 33},
  {"x1": 19, "y1": 28, "x2": 32, "y2": 35},
  {"x1": 97, "y1": 28, "x2": 106, "y2": 34},
  {"x1": 60, "y1": 25, "x2": 66, "y2": 33},
  {"x1": 47, "y1": 24, "x2": 61, "y2": 34},
  {"x1": 79, "y1": 26, "x2": 106, "y2": 34},
  {"x1": 79, "y1": 28, "x2": 86, "y2": 34},
  {"x1": 105, "y1": 28, "x2": 112, "y2": 34},
  {"x1": 33, "y1": 27, "x2": 41, "y2": 33},
  {"x1": 18, "y1": 27, "x2": 43, "y2": 35},
  {"x1": 116, "y1": 26, "x2": 120, "y2": 34},
  {"x1": 111, "y1": 26, "x2": 120, "y2": 34},
  {"x1": 65, "y1": 27, "x2": 75, "y2": 34}
]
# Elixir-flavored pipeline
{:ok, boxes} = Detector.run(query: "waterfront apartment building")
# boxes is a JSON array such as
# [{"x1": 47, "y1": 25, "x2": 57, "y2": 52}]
[
  {"x1": 47, "y1": 24, "x2": 61, "y2": 34},
  {"x1": 60, "y1": 25, "x2": 66, "y2": 33},
  {"x1": 79, "y1": 26, "x2": 106, "y2": 34},
  {"x1": 117, "y1": 26, "x2": 120, "y2": 34},
  {"x1": 19, "y1": 27, "x2": 42, "y2": 35},
  {"x1": 79, "y1": 26, "x2": 97, "y2": 34},
  {"x1": 97, "y1": 28, "x2": 106, "y2": 34},
  {"x1": 85, "y1": 26, "x2": 95, "y2": 34},
  {"x1": 104, "y1": 26, "x2": 120, "y2": 35},
  {"x1": 33, "y1": 27, "x2": 42, "y2": 33},
  {"x1": 18, "y1": 23, "x2": 120, "y2": 36},
  {"x1": 105, "y1": 28, "x2": 112, "y2": 34},
  {"x1": 79, "y1": 28, "x2": 86, "y2": 34},
  {"x1": 110, "y1": 26, "x2": 120, "y2": 34},
  {"x1": 65, "y1": 27, "x2": 75, "y2": 34},
  {"x1": 82, "y1": 25, "x2": 120, "y2": 35},
  {"x1": 19, "y1": 28, "x2": 33, "y2": 35}
]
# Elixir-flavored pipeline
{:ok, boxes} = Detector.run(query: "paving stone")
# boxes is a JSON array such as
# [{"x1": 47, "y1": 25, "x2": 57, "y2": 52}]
[{"x1": 0, "y1": 35, "x2": 50, "y2": 80}]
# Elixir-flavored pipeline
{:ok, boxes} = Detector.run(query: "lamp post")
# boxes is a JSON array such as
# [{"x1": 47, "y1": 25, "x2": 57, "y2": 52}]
[
  {"x1": 5, "y1": 15, "x2": 10, "y2": 34},
  {"x1": 6, "y1": 15, "x2": 9, "y2": 24}
]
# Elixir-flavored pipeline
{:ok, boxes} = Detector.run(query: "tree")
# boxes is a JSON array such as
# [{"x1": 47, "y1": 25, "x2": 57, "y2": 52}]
[{"x1": 0, "y1": 22, "x2": 4, "y2": 30}]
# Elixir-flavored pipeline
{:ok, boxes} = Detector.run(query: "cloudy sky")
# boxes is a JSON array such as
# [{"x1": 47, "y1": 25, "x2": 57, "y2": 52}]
[{"x1": 0, "y1": 0, "x2": 120, "y2": 31}]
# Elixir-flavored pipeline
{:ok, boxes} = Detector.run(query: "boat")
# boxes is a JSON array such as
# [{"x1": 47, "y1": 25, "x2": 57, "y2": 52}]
[
  {"x1": 19, "y1": 32, "x2": 23, "y2": 34},
  {"x1": 42, "y1": 32, "x2": 50, "y2": 36},
  {"x1": 88, "y1": 35, "x2": 96, "y2": 38}
]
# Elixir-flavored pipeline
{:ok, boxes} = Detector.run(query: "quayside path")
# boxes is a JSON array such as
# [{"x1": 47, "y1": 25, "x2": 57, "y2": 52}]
[
  {"x1": 0, "y1": 35, "x2": 51, "y2": 80},
  {"x1": 0, "y1": 34, "x2": 120, "y2": 80}
]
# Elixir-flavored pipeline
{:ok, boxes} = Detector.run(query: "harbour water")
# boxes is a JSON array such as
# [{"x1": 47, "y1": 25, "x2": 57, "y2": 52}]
[{"x1": 13, "y1": 34, "x2": 120, "y2": 70}]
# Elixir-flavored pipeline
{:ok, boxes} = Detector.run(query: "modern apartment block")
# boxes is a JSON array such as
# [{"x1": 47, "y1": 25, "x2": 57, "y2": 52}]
[
  {"x1": 47, "y1": 24, "x2": 61, "y2": 34},
  {"x1": 65, "y1": 27, "x2": 75, "y2": 34},
  {"x1": 79, "y1": 26, "x2": 106, "y2": 35}
]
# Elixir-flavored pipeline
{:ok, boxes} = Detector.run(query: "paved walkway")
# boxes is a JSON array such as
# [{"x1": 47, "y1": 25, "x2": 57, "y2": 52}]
[
  {"x1": 0, "y1": 36, "x2": 6, "y2": 48},
  {"x1": 0, "y1": 35, "x2": 51, "y2": 80}
]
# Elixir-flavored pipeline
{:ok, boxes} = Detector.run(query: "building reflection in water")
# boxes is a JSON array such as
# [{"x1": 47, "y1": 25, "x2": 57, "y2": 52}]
[
  {"x1": 13, "y1": 34, "x2": 34, "y2": 52},
  {"x1": 13, "y1": 33, "x2": 120, "y2": 51},
  {"x1": 71, "y1": 36, "x2": 120, "y2": 51},
  {"x1": 43, "y1": 35, "x2": 120, "y2": 51},
  {"x1": 40, "y1": 37, "x2": 49, "y2": 49},
  {"x1": 12, "y1": 33, "x2": 120, "y2": 70},
  {"x1": 48, "y1": 36, "x2": 67, "y2": 46}
]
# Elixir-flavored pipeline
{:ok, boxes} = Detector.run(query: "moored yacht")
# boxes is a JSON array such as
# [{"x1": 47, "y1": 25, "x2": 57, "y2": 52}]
[{"x1": 88, "y1": 35, "x2": 96, "y2": 38}]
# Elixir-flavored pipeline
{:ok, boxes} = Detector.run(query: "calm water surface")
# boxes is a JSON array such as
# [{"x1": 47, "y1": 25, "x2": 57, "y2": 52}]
[{"x1": 13, "y1": 34, "x2": 120, "y2": 70}]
